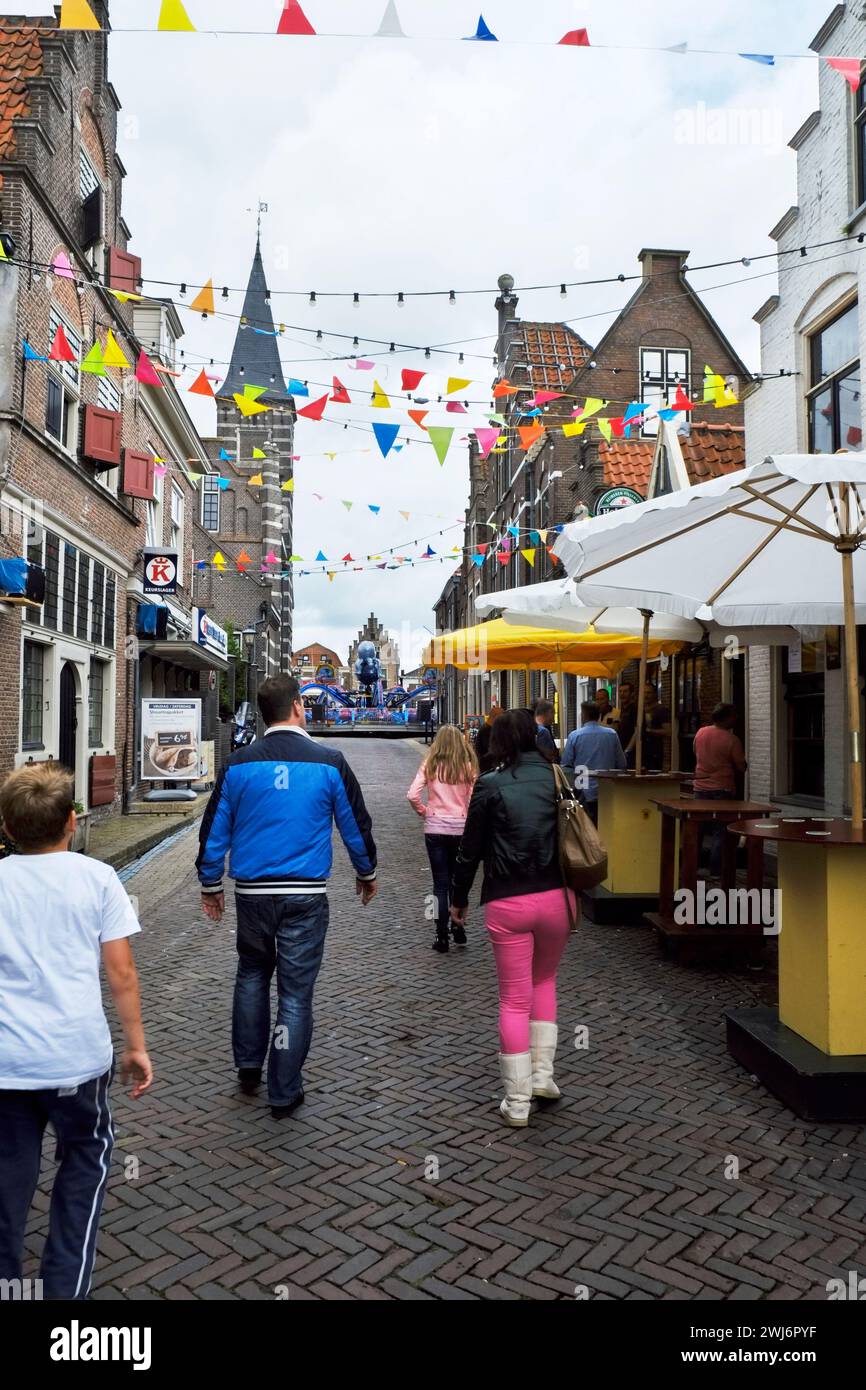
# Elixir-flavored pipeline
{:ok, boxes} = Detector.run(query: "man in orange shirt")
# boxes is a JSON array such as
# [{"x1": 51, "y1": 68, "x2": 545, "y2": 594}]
[{"x1": 693, "y1": 703, "x2": 748, "y2": 875}]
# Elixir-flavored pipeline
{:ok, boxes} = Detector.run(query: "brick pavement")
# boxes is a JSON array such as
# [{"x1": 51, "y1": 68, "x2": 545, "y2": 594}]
[{"x1": 23, "y1": 739, "x2": 866, "y2": 1301}]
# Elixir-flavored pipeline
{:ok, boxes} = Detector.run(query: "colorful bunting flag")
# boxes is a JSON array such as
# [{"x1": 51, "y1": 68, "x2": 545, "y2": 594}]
[
  {"x1": 597, "y1": 419, "x2": 612, "y2": 443},
  {"x1": 51, "y1": 252, "x2": 75, "y2": 280},
  {"x1": 826, "y1": 57, "x2": 863, "y2": 91},
  {"x1": 243, "y1": 383, "x2": 268, "y2": 400},
  {"x1": 559, "y1": 29, "x2": 590, "y2": 46},
  {"x1": 493, "y1": 379, "x2": 519, "y2": 398},
  {"x1": 212, "y1": 551, "x2": 226, "y2": 567},
  {"x1": 252, "y1": 448, "x2": 267, "y2": 459},
  {"x1": 472, "y1": 553, "x2": 485, "y2": 568},
  {"x1": 521, "y1": 549, "x2": 537, "y2": 567},
  {"x1": 105, "y1": 287, "x2": 142, "y2": 304},
  {"x1": 331, "y1": 377, "x2": 351, "y2": 403},
  {"x1": 288, "y1": 377, "x2": 309, "y2": 397},
  {"x1": 474, "y1": 426, "x2": 501, "y2": 459},
  {"x1": 248, "y1": 474, "x2": 264, "y2": 487},
  {"x1": 408, "y1": 409, "x2": 429, "y2": 430},
  {"x1": 81, "y1": 341, "x2": 107, "y2": 376},
  {"x1": 673, "y1": 384, "x2": 694, "y2": 411},
  {"x1": 402, "y1": 369, "x2": 425, "y2": 392},
  {"x1": 59, "y1": 0, "x2": 100, "y2": 29},
  {"x1": 399, "y1": 510, "x2": 410, "y2": 521},
  {"x1": 103, "y1": 329, "x2": 130, "y2": 369},
  {"x1": 739, "y1": 53, "x2": 775, "y2": 65},
  {"x1": 282, "y1": 480, "x2": 295, "y2": 491},
  {"x1": 371, "y1": 381, "x2": 391, "y2": 408},
  {"x1": 428, "y1": 426, "x2": 454, "y2": 466},
  {"x1": 369, "y1": 505, "x2": 381, "y2": 515},
  {"x1": 315, "y1": 551, "x2": 327, "y2": 562},
  {"x1": 624, "y1": 401, "x2": 650, "y2": 423},
  {"x1": 518, "y1": 423, "x2": 544, "y2": 450},
  {"x1": 528, "y1": 390, "x2": 563, "y2": 407},
  {"x1": 158, "y1": 0, "x2": 195, "y2": 31},
  {"x1": 466, "y1": 14, "x2": 497, "y2": 41},
  {"x1": 297, "y1": 393, "x2": 329, "y2": 421},
  {"x1": 581, "y1": 397, "x2": 605, "y2": 420},
  {"x1": 373, "y1": 422, "x2": 400, "y2": 458},
  {"x1": 376, "y1": 1, "x2": 405, "y2": 38},
  {"x1": 354, "y1": 359, "x2": 375, "y2": 370},
  {"x1": 278, "y1": 1, "x2": 316, "y2": 36},
  {"x1": 446, "y1": 377, "x2": 472, "y2": 395},
  {"x1": 342, "y1": 500, "x2": 353, "y2": 510},
  {"x1": 562, "y1": 420, "x2": 587, "y2": 437},
  {"x1": 135, "y1": 350, "x2": 163, "y2": 387},
  {"x1": 216, "y1": 478, "x2": 231, "y2": 491},
  {"x1": 703, "y1": 365, "x2": 726, "y2": 407},
  {"x1": 446, "y1": 401, "x2": 467, "y2": 414},
  {"x1": 190, "y1": 279, "x2": 215, "y2": 316},
  {"x1": 234, "y1": 393, "x2": 270, "y2": 417},
  {"x1": 219, "y1": 449, "x2": 234, "y2": 462},
  {"x1": 23, "y1": 342, "x2": 48, "y2": 361}
]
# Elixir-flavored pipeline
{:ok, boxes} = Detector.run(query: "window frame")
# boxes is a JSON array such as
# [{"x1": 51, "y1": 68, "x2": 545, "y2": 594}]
[
  {"x1": 855, "y1": 67, "x2": 866, "y2": 209},
  {"x1": 88, "y1": 656, "x2": 106, "y2": 748},
  {"x1": 200, "y1": 474, "x2": 221, "y2": 532},
  {"x1": 46, "y1": 307, "x2": 81, "y2": 453},
  {"x1": 22, "y1": 639, "x2": 46, "y2": 751},
  {"x1": 639, "y1": 345, "x2": 691, "y2": 438},
  {"x1": 170, "y1": 482, "x2": 185, "y2": 585},
  {"x1": 807, "y1": 300, "x2": 861, "y2": 454}
]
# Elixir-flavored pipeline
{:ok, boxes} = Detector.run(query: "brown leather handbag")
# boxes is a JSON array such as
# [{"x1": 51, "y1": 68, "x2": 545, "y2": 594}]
[{"x1": 552, "y1": 764, "x2": 608, "y2": 928}]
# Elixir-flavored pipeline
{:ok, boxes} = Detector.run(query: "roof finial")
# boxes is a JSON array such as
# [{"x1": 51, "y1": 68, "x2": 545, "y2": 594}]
[{"x1": 248, "y1": 199, "x2": 269, "y2": 248}]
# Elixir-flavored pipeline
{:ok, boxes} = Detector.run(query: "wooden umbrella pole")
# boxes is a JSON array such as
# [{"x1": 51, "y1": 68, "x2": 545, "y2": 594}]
[
  {"x1": 840, "y1": 484, "x2": 863, "y2": 831},
  {"x1": 634, "y1": 609, "x2": 651, "y2": 776},
  {"x1": 525, "y1": 664, "x2": 532, "y2": 709},
  {"x1": 557, "y1": 653, "x2": 566, "y2": 751}
]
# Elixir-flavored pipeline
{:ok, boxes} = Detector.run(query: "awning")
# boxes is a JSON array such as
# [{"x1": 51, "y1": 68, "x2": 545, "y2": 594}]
[
  {"x1": 138, "y1": 640, "x2": 229, "y2": 673},
  {"x1": 423, "y1": 618, "x2": 682, "y2": 677}
]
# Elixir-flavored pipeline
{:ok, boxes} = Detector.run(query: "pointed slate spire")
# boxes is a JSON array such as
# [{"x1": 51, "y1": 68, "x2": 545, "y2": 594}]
[{"x1": 218, "y1": 237, "x2": 287, "y2": 404}]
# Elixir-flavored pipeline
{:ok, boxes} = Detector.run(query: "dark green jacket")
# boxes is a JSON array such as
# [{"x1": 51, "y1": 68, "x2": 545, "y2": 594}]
[{"x1": 452, "y1": 749, "x2": 562, "y2": 908}]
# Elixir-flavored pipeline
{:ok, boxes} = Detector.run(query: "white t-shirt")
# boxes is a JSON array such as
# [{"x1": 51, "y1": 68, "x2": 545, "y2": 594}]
[{"x1": 0, "y1": 852, "x2": 140, "y2": 1089}]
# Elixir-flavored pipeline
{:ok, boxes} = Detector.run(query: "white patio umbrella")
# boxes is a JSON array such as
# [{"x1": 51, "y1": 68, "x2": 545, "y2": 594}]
[
  {"x1": 474, "y1": 579, "x2": 703, "y2": 641},
  {"x1": 553, "y1": 453, "x2": 866, "y2": 830}
]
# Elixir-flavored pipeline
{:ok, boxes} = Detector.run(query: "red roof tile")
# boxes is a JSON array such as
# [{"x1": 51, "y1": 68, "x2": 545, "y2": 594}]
[
  {"x1": 0, "y1": 22, "x2": 45, "y2": 163},
  {"x1": 511, "y1": 322, "x2": 592, "y2": 393},
  {"x1": 599, "y1": 421, "x2": 745, "y2": 493}
]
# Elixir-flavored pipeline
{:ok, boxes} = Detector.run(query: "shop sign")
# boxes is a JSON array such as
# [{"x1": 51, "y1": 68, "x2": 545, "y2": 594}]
[
  {"x1": 195, "y1": 608, "x2": 228, "y2": 660},
  {"x1": 143, "y1": 549, "x2": 178, "y2": 595},
  {"x1": 141, "y1": 699, "x2": 202, "y2": 780},
  {"x1": 594, "y1": 486, "x2": 643, "y2": 516}
]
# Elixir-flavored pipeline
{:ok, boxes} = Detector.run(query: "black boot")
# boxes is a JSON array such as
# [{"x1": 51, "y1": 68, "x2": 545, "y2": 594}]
[
  {"x1": 451, "y1": 924, "x2": 467, "y2": 946},
  {"x1": 238, "y1": 1067, "x2": 262, "y2": 1094},
  {"x1": 271, "y1": 1093, "x2": 305, "y2": 1120},
  {"x1": 432, "y1": 927, "x2": 449, "y2": 953}
]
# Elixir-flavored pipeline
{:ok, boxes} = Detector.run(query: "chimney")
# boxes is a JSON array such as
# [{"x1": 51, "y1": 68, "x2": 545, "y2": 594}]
[
  {"x1": 637, "y1": 248, "x2": 690, "y2": 281},
  {"x1": 495, "y1": 272, "x2": 519, "y2": 360}
]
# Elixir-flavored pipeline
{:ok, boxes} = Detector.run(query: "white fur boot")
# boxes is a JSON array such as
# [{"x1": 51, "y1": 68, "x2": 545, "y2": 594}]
[
  {"x1": 498, "y1": 1051, "x2": 533, "y2": 1127},
  {"x1": 530, "y1": 1021, "x2": 560, "y2": 1100}
]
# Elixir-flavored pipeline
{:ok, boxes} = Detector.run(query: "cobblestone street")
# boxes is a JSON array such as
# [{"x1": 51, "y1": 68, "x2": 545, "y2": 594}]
[{"x1": 26, "y1": 739, "x2": 866, "y2": 1302}]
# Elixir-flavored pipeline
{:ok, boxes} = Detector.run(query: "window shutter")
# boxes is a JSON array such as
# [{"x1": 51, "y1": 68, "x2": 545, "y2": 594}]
[
  {"x1": 89, "y1": 754, "x2": 117, "y2": 808},
  {"x1": 82, "y1": 405, "x2": 122, "y2": 468},
  {"x1": 82, "y1": 187, "x2": 102, "y2": 248},
  {"x1": 107, "y1": 246, "x2": 141, "y2": 294},
  {"x1": 122, "y1": 449, "x2": 155, "y2": 500}
]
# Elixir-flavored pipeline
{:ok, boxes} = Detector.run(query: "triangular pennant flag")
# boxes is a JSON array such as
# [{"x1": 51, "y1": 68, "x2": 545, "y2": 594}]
[
  {"x1": 666, "y1": 41, "x2": 688, "y2": 54},
  {"x1": 493, "y1": 379, "x2": 518, "y2": 398},
  {"x1": 190, "y1": 279, "x2": 215, "y2": 316},
  {"x1": 331, "y1": 377, "x2": 351, "y2": 403},
  {"x1": 354, "y1": 359, "x2": 375, "y2": 370},
  {"x1": 342, "y1": 554, "x2": 354, "y2": 564},
  {"x1": 103, "y1": 329, "x2": 130, "y2": 369},
  {"x1": 507, "y1": 525, "x2": 519, "y2": 538},
  {"x1": 559, "y1": 29, "x2": 590, "y2": 46},
  {"x1": 597, "y1": 419, "x2": 612, "y2": 442},
  {"x1": 371, "y1": 381, "x2": 391, "y2": 408},
  {"x1": 60, "y1": 0, "x2": 101, "y2": 29},
  {"x1": 610, "y1": 417, "x2": 626, "y2": 438},
  {"x1": 476, "y1": 542, "x2": 489, "y2": 554},
  {"x1": 244, "y1": 383, "x2": 268, "y2": 400},
  {"x1": 529, "y1": 531, "x2": 540, "y2": 545},
  {"x1": 0, "y1": 239, "x2": 8, "y2": 262},
  {"x1": 373, "y1": 422, "x2": 400, "y2": 458},
  {"x1": 105, "y1": 287, "x2": 142, "y2": 304},
  {"x1": 424, "y1": 546, "x2": 436, "y2": 558},
  {"x1": 188, "y1": 472, "x2": 203, "y2": 484},
  {"x1": 739, "y1": 53, "x2": 775, "y2": 65},
  {"x1": 529, "y1": 390, "x2": 563, "y2": 406},
  {"x1": 158, "y1": 0, "x2": 196, "y2": 31},
  {"x1": 376, "y1": 1, "x2": 406, "y2": 38},
  {"x1": 472, "y1": 553, "x2": 485, "y2": 568},
  {"x1": 521, "y1": 549, "x2": 537, "y2": 568},
  {"x1": 703, "y1": 365, "x2": 726, "y2": 406},
  {"x1": 154, "y1": 464, "x2": 168, "y2": 478},
  {"x1": 315, "y1": 551, "x2": 327, "y2": 562},
  {"x1": 282, "y1": 480, "x2": 295, "y2": 492},
  {"x1": 401, "y1": 368, "x2": 425, "y2": 392},
  {"x1": 81, "y1": 340, "x2": 107, "y2": 376},
  {"x1": 252, "y1": 448, "x2": 267, "y2": 459},
  {"x1": 234, "y1": 393, "x2": 270, "y2": 417},
  {"x1": 673, "y1": 384, "x2": 695, "y2": 411},
  {"x1": 135, "y1": 350, "x2": 163, "y2": 387},
  {"x1": 657, "y1": 409, "x2": 678, "y2": 421},
  {"x1": 198, "y1": 374, "x2": 225, "y2": 404},
  {"x1": 474, "y1": 426, "x2": 501, "y2": 459},
  {"x1": 248, "y1": 474, "x2": 264, "y2": 487},
  {"x1": 51, "y1": 252, "x2": 75, "y2": 280},
  {"x1": 23, "y1": 342, "x2": 48, "y2": 362},
  {"x1": 826, "y1": 57, "x2": 863, "y2": 91},
  {"x1": 368, "y1": 505, "x2": 381, "y2": 515},
  {"x1": 265, "y1": 550, "x2": 278, "y2": 565},
  {"x1": 496, "y1": 552, "x2": 510, "y2": 566},
  {"x1": 288, "y1": 377, "x2": 309, "y2": 397},
  {"x1": 465, "y1": 14, "x2": 497, "y2": 41},
  {"x1": 446, "y1": 377, "x2": 472, "y2": 395},
  {"x1": 562, "y1": 421, "x2": 587, "y2": 437},
  {"x1": 537, "y1": 529, "x2": 548, "y2": 544},
  {"x1": 212, "y1": 551, "x2": 226, "y2": 567},
  {"x1": 408, "y1": 409, "x2": 429, "y2": 430},
  {"x1": 219, "y1": 449, "x2": 234, "y2": 462},
  {"x1": 342, "y1": 500, "x2": 353, "y2": 510},
  {"x1": 216, "y1": 477, "x2": 231, "y2": 491},
  {"x1": 298, "y1": 392, "x2": 329, "y2": 421},
  {"x1": 581, "y1": 397, "x2": 604, "y2": 420},
  {"x1": 518, "y1": 423, "x2": 544, "y2": 451},
  {"x1": 624, "y1": 401, "x2": 650, "y2": 424},
  {"x1": 446, "y1": 401, "x2": 467, "y2": 414},
  {"x1": 278, "y1": 1, "x2": 316, "y2": 35},
  {"x1": 428, "y1": 426, "x2": 454, "y2": 466},
  {"x1": 399, "y1": 510, "x2": 410, "y2": 521}
]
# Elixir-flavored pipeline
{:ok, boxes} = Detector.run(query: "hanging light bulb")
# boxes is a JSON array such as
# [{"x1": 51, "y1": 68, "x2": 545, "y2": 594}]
[
  {"x1": 353, "y1": 292, "x2": 360, "y2": 307},
  {"x1": 239, "y1": 366, "x2": 245, "y2": 376},
  {"x1": 560, "y1": 283, "x2": 567, "y2": 299},
  {"x1": 425, "y1": 347, "x2": 431, "y2": 359},
  {"x1": 316, "y1": 330, "x2": 323, "y2": 341},
  {"x1": 389, "y1": 342, "x2": 396, "y2": 353},
  {"x1": 270, "y1": 374, "x2": 276, "y2": 384},
  {"x1": 459, "y1": 352, "x2": 464, "y2": 364},
  {"x1": 449, "y1": 290, "x2": 456, "y2": 306},
  {"x1": 353, "y1": 336, "x2": 359, "y2": 348},
  {"x1": 221, "y1": 287, "x2": 229, "y2": 300},
  {"x1": 397, "y1": 292, "x2": 405, "y2": 308},
  {"x1": 179, "y1": 283, "x2": 187, "y2": 297},
  {"x1": 309, "y1": 291, "x2": 316, "y2": 305}
]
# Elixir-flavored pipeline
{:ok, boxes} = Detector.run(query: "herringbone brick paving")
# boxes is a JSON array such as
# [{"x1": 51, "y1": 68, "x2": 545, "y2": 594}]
[{"x1": 23, "y1": 740, "x2": 866, "y2": 1299}]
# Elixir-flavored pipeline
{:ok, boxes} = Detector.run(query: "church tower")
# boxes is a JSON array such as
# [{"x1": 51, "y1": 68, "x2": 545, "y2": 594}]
[{"x1": 215, "y1": 235, "x2": 295, "y2": 674}]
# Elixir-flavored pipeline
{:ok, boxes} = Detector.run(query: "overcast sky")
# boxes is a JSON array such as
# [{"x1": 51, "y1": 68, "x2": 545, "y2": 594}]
[{"x1": 11, "y1": 0, "x2": 833, "y2": 667}]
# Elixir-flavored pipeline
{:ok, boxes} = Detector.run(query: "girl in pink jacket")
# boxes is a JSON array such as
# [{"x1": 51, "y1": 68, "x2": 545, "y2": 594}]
[{"x1": 407, "y1": 725, "x2": 478, "y2": 953}]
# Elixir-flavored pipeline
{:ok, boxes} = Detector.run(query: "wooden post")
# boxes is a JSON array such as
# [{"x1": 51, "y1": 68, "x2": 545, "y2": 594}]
[
  {"x1": 634, "y1": 609, "x2": 651, "y2": 776},
  {"x1": 557, "y1": 653, "x2": 565, "y2": 751},
  {"x1": 840, "y1": 484, "x2": 863, "y2": 832}
]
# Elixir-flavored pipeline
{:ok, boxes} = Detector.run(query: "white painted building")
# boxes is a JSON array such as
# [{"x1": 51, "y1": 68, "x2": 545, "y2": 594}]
[{"x1": 746, "y1": 3, "x2": 864, "y2": 814}]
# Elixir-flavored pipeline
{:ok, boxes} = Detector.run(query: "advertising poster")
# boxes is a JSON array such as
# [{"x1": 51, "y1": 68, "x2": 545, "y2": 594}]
[{"x1": 141, "y1": 699, "x2": 202, "y2": 780}]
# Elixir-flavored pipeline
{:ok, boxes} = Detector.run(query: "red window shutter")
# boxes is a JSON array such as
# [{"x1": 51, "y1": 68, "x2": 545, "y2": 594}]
[
  {"x1": 122, "y1": 449, "x2": 155, "y2": 500},
  {"x1": 108, "y1": 247, "x2": 142, "y2": 295},
  {"x1": 82, "y1": 405, "x2": 122, "y2": 467},
  {"x1": 89, "y1": 754, "x2": 117, "y2": 807}
]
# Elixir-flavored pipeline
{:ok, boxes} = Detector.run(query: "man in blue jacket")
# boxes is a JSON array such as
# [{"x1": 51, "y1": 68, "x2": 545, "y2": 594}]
[{"x1": 197, "y1": 674, "x2": 377, "y2": 1119}]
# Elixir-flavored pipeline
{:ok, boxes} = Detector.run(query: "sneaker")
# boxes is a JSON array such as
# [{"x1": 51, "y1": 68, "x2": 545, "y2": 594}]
[
  {"x1": 270, "y1": 1092, "x2": 305, "y2": 1120},
  {"x1": 432, "y1": 934, "x2": 449, "y2": 953},
  {"x1": 238, "y1": 1067, "x2": 262, "y2": 1095},
  {"x1": 451, "y1": 925, "x2": 467, "y2": 946}
]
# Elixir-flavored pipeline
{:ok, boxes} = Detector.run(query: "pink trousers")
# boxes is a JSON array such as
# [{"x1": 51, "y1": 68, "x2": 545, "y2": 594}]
[{"x1": 485, "y1": 888, "x2": 574, "y2": 1053}]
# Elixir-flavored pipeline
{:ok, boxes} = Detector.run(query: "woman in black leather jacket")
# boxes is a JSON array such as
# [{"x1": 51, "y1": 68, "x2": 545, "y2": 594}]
[{"x1": 450, "y1": 709, "x2": 575, "y2": 1127}]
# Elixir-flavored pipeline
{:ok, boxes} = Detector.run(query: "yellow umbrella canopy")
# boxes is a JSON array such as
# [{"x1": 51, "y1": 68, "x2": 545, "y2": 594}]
[{"x1": 424, "y1": 618, "x2": 681, "y2": 676}]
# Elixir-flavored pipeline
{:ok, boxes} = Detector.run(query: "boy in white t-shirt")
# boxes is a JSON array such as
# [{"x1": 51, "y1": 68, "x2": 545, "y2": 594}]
[{"x1": 0, "y1": 763, "x2": 152, "y2": 1301}]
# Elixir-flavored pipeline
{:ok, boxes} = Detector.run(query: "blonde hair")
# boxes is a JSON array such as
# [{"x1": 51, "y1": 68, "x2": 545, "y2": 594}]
[
  {"x1": 0, "y1": 762, "x2": 74, "y2": 851},
  {"x1": 425, "y1": 724, "x2": 478, "y2": 786}
]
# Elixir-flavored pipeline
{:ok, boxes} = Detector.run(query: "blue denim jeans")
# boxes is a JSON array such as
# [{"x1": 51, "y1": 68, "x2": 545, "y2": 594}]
[
  {"x1": 232, "y1": 894, "x2": 329, "y2": 1106},
  {"x1": 699, "y1": 789, "x2": 734, "y2": 875},
  {"x1": 424, "y1": 833, "x2": 461, "y2": 932}
]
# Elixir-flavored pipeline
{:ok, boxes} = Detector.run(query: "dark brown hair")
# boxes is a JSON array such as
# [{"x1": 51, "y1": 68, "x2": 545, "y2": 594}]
[
  {"x1": 0, "y1": 763, "x2": 74, "y2": 851},
  {"x1": 258, "y1": 674, "x2": 303, "y2": 726},
  {"x1": 490, "y1": 708, "x2": 538, "y2": 768}
]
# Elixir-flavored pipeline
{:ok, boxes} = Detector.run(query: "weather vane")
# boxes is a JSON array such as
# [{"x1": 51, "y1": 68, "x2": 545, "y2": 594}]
[{"x1": 246, "y1": 199, "x2": 269, "y2": 240}]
